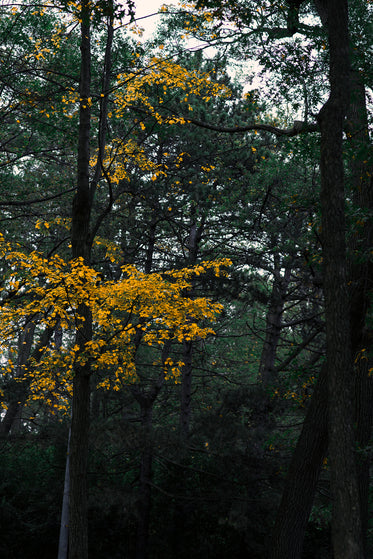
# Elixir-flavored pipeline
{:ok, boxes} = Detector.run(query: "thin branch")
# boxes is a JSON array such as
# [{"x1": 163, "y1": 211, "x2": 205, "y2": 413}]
[
  {"x1": 0, "y1": 188, "x2": 76, "y2": 207},
  {"x1": 185, "y1": 117, "x2": 319, "y2": 137}
]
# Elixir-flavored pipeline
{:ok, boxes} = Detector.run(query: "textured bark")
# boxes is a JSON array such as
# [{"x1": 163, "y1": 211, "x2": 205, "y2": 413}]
[
  {"x1": 180, "y1": 339, "x2": 193, "y2": 440},
  {"x1": 69, "y1": 341, "x2": 91, "y2": 559},
  {"x1": 355, "y1": 359, "x2": 373, "y2": 554},
  {"x1": 268, "y1": 364, "x2": 328, "y2": 559},
  {"x1": 69, "y1": 4, "x2": 92, "y2": 558},
  {"x1": 131, "y1": 342, "x2": 171, "y2": 559},
  {"x1": 58, "y1": 428, "x2": 71, "y2": 559},
  {"x1": 0, "y1": 324, "x2": 53, "y2": 436},
  {"x1": 258, "y1": 257, "x2": 291, "y2": 385},
  {"x1": 269, "y1": 3, "x2": 372, "y2": 557},
  {"x1": 0, "y1": 321, "x2": 35, "y2": 435},
  {"x1": 68, "y1": 8, "x2": 114, "y2": 558},
  {"x1": 135, "y1": 403, "x2": 154, "y2": 559},
  {"x1": 318, "y1": 1, "x2": 364, "y2": 556},
  {"x1": 346, "y1": 69, "x2": 373, "y2": 555},
  {"x1": 179, "y1": 219, "x2": 204, "y2": 440}
]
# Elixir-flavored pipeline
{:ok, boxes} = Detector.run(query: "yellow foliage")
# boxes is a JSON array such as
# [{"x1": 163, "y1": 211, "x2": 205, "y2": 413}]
[
  {"x1": 0, "y1": 233, "x2": 230, "y2": 412},
  {"x1": 1, "y1": 3, "x2": 232, "y2": 416},
  {"x1": 114, "y1": 57, "x2": 230, "y2": 123}
]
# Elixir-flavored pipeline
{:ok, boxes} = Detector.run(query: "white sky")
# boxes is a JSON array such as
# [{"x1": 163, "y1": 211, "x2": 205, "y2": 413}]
[
  {"x1": 131, "y1": 1, "x2": 260, "y2": 92},
  {"x1": 133, "y1": 0, "x2": 176, "y2": 40}
]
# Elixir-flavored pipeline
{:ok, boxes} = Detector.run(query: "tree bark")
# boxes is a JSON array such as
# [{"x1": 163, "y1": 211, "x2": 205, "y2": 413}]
[
  {"x1": 69, "y1": 337, "x2": 91, "y2": 559},
  {"x1": 135, "y1": 403, "x2": 154, "y2": 559},
  {"x1": 69, "y1": 3, "x2": 92, "y2": 558},
  {"x1": 269, "y1": 2, "x2": 372, "y2": 556},
  {"x1": 179, "y1": 219, "x2": 204, "y2": 440},
  {"x1": 258, "y1": 256, "x2": 291, "y2": 386},
  {"x1": 346, "y1": 68, "x2": 373, "y2": 556},
  {"x1": 354, "y1": 358, "x2": 373, "y2": 554},
  {"x1": 0, "y1": 323, "x2": 53, "y2": 436},
  {"x1": 317, "y1": 1, "x2": 364, "y2": 556},
  {"x1": 131, "y1": 341, "x2": 172, "y2": 559},
  {"x1": 0, "y1": 320, "x2": 35, "y2": 435},
  {"x1": 268, "y1": 363, "x2": 328, "y2": 559},
  {"x1": 180, "y1": 339, "x2": 193, "y2": 440},
  {"x1": 58, "y1": 428, "x2": 71, "y2": 559}
]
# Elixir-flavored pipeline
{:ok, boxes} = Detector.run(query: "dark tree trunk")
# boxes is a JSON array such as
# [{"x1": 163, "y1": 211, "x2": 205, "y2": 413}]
[
  {"x1": 136, "y1": 403, "x2": 154, "y2": 559},
  {"x1": 346, "y1": 69, "x2": 373, "y2": 555},
  {"x1": 317, "y1": 0, "x2": 364, "y2": 556},
  {"x1": 0, "y1": 320, "x2": 35, "y2": 435},
  {"x1": 0, "y1": 324, "x2": 53, "y2": 436},
  {"x1": 180, "y1": 339, "x2": 193, "y2": 440},
  {"x1": 268, "y1": 364, "x2": 328, "y2": 559},
  {"x1": 69, "y1": 3, "x2": 92, "y2": 558},
  {"x1": 179, "y1": 219, "x2": 204, "y2": 440},
  {"x1": 355, "y1": 358, "x2": 373, "y2": 554},
  {"x1": 144, "y1": 220, "x2": 156, "y2": 274},
  {"x1": 131, "y1": 342, "x2": 171, "y2": 559},
  {"x1": 269, "y1": 2, "x2": 372, "y2": 557},
  {"x1": 69, "y1": 344, "x2": 91, "y2": 559},
  {"x1": 58, "y1": 428, "x2": 71, "y2": 559},
  {"x1": 258, "y1": 257, "x2": 291, "y2": 386}
]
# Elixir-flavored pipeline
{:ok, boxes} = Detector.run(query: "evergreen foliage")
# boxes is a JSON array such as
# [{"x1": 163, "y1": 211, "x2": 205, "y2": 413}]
[{"x1": 0, "y1": 1, "x2": 372, "y2": 558}]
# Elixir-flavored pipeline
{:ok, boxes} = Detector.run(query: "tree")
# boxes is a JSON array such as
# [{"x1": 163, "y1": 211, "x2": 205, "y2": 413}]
[
  {"x1": 317, "y1": 1, "x2": 364, "y2": 556},
  {"x1": 0, "y1": 5, "x2": 233, "y2": 558},
  {"x1": 160, "y1": 0, "x2": 372, "y2": 555}
]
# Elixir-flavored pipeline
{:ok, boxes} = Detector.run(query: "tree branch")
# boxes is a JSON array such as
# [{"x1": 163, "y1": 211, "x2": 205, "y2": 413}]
[
  {"x1": 183, "y1": 117, "x2": 319, "y2": 137},
  {"x1": 0, "y1": 188, "x2": 76, "y2": 207}
]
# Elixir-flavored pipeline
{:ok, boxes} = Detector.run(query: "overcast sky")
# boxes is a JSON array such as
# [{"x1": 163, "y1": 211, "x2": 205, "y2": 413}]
[
  {"x1": 133, "y1": 0, "x2": 175, "y2": 39},
  {"x1": 131, "y1": 1, "x2": 257, "y2": 92}
]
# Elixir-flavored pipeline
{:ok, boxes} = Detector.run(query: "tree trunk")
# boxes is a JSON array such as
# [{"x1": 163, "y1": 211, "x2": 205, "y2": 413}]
[
  {"x1": 0, "y1": 323, "x2": 53, "y2": 436},
  {"x1": 0, "y1": 320, "x2": 35, "y2": 435},
  {"x1": 180, "y1": 339, "x2": 193, "y2": 440},
  {"x1": 354, "y1": 358, "x2": 373, "y2": 555},
  {"x1": 131, "y1": 341, "x2": 171, "y2": 559},
  {"x1": 346, "y1": 69, "x2": 373, "y2": 556},
  {"x1": 179, "y1": 218, "x2": 204, "y2": 440},
  {"x1": 136, "y1": 403, "x2": 154, "y2": 559},
  {"x1": 269, "y1": 2, "x2": 372, "y2": 556},
  {"x1": 268, "y1": 363, "x2": 328, "y2": 559},
  {"x1": 69, "y1": 350, "x2": 91, "y2": 559},
  {"x1": 58, "y1": 428, "x2": 71, "y2": 559},
  {"x1": 258, "y1": 257, "x2": 291, "y2": 386},
  {"x1": 317, "y1": 1, "x2": 364, "y2": 556},
  {"x1": 69, "y1": 3, "x2": 92, "y2": 558}
]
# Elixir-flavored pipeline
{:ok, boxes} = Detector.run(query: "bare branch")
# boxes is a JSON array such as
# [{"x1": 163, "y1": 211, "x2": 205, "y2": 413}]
[{"x1": 185, "y1": 117, "x2": 319, "y2": 136}]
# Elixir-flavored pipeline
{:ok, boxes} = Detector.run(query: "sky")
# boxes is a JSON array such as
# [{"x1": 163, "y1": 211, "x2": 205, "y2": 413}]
[
  {"x1": 132, "y1": 0, "x2": 218, "y2": 55},
  {"x1": 131, "y1": 1, "x2": 260, "y2": 92},
  {"x1": 133, "y1": 0, "x2": 175, "y2": 40}
]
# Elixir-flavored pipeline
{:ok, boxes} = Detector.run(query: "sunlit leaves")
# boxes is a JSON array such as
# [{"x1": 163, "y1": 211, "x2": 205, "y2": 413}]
[
  {"x1": 0, "y1": 233, "x2": 230, "y2": 411},
  {"x1": 114, "y1": 56, "x2": 230, "y2": 123}
]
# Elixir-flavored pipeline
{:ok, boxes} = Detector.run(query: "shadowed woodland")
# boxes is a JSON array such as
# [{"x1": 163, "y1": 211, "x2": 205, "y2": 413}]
[{"x1": 0, "y1": 1, "x2": 372, "y2": 558}]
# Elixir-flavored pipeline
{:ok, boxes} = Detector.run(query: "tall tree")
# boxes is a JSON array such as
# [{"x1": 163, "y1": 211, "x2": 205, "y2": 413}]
[
  {"x1": 69, "y1": 0, "x2": 95, "y2": 554},
  {"x1": 317, "y1": 1, "x2": 363, "y2": 555},
  {"x1": 163, "y1": 0, "x2": 372, "y2": 555}
]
